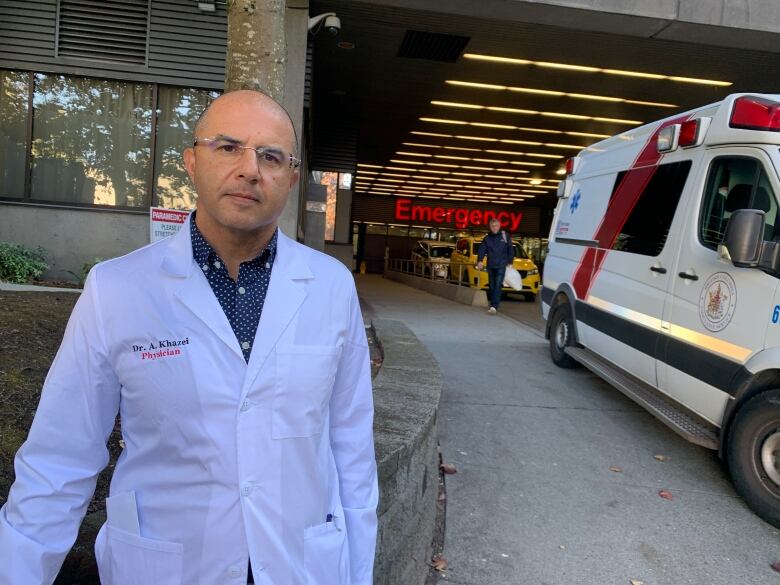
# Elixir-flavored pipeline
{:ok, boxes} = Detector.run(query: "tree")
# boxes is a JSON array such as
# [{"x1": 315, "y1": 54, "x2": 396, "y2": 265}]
[{"x1": 225, "y1": 0, "x2": 287, "y2": 101}]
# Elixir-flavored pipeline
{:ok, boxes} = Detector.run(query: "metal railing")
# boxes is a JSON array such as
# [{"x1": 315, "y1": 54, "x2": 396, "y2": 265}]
[{"x1": 385, "y1": 258, "x2": 481, "y2": 288}]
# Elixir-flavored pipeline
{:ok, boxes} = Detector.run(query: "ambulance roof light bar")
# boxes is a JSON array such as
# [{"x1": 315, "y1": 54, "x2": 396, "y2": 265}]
[
  {"x1": 657, "y1": 117, "x2": 710, "y2": 153},
  {"x1": 657, "y1": 124, "x2": 680, "y2": 153},
  {"x1": 679, "y1": 117, "x2": 710, "y2": 148},
  {"x1": 730, "y1": 95, "x2": 780, "y2": 132}
]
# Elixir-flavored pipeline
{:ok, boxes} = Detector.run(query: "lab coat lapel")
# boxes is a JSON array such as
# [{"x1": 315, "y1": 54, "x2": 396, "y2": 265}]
[
  {"x1": 161, "y1": 215, "x2": 245, "y2": 362},
  {"x1": 244, "y1": 231, "x2": 312, "y2": 390}
]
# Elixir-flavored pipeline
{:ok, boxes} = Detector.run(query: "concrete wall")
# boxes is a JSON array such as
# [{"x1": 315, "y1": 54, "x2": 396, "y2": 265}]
[
  {"x1": 357, "y1": 0, "x2": 780, "y2": 52},
  {"x1": 371, "y1": 318, "x2": 442, "y2": 585},
  {"x1": 0, "y1": 204, "x2": 149, "y2": 281}
]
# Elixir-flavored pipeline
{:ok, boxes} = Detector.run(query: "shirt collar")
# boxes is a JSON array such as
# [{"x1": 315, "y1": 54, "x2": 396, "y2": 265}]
[{"x1": 190, "y1": 212, "x2": 279, "y2": 268}]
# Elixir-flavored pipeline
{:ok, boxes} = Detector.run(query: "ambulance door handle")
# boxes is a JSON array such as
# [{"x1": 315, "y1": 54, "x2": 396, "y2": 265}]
[
  {"x1": 650, "y1": 266, "x2": 667, "y2": 274},
  {"x1": 678, "y1": 271, "x2": 699, "y2": 281}
]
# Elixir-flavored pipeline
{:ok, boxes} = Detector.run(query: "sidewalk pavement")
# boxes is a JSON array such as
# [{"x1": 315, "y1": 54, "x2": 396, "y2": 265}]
[{"x1": 355, "y1": 274, "x2": 780, "y2": 585}]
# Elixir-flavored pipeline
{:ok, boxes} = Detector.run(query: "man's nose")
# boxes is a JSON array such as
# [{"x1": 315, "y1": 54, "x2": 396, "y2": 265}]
[{"x1": 236, "y1": 148, "x2": 261, "y2": 181}]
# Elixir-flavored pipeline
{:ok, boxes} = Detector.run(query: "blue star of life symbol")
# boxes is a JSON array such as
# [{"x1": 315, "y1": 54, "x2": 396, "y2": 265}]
[{"x1": 569, "y1": 190, "x2": 581, "y2": 213}]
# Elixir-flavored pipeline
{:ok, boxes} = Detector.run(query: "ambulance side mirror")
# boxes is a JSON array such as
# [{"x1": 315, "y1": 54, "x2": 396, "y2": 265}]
[{"x1": 720, "y1": 209, "x2": 765, "y2": 268}]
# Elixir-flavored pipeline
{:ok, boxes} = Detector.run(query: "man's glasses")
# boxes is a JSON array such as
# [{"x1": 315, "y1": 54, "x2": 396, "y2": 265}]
[{"x1": 193, "y1": 137, "x2": 301, "y2": 173}]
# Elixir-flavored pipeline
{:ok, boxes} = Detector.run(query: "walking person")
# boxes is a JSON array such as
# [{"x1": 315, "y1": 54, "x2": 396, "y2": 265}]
[
  {"x1": 0, "y1": 89, "x2": 378, "y2": 585},
  {"x1": 476, "y1": 218, "x2": 515, "y2": 314}
]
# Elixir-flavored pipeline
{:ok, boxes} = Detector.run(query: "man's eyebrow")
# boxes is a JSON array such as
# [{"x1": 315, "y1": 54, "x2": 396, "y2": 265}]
[
  {"x1": 212, "y1": 134, "x2": 242, "y2": 144},
  {"x1": 211, "y1": 135, "x2": 291, "y2": 154}
]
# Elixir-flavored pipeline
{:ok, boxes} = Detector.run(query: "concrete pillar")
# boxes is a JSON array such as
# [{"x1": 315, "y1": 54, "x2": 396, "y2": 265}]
[
  {"x1": 334, "y1": 188, "x2": 353, "y2": 244},
  {"x1": 303, "y1": 181, "x2": 327, "y2": 251},
  {"x1": 279, "y1": 0, "x2": 309, "y2": 239}
]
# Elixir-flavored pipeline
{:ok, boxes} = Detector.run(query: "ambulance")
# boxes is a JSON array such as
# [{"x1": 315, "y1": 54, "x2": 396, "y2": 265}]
[{"x1": 542, "y1": 94, "x2": 780, "y2": 527}]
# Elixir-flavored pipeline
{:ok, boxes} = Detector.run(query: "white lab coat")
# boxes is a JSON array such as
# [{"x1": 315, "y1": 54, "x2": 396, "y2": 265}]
[{"x1": 0, "y1": 218, "x2": 378, "y2": 585}]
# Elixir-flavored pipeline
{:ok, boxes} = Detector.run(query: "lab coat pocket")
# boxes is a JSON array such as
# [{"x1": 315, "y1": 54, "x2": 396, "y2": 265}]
[
  {"x1": 304, "y1": 519, "x2": 350, "y2": 585},
  {"x1": 98, "y1": 524, "x2": 183, "y2": 585},
  {"x1": 273, "y1": 344, "x2": 342, "y2": 439}
]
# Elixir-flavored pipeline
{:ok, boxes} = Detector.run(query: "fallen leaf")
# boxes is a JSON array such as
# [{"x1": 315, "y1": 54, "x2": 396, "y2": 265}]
[
  {"x1": 630, "y1": 580, "x2": 644, "y2": 585},
  {"x1": 609, "y1": 466, "x2": 623, "y2": 473},
  {"x1": 658, "y1": 490, "x2": 673, "y2": 500},
  {"x1": 654, "y1": 454, "x2": 669, "y2": 462},
  {"x1": 559, "y1": 545, "x2": 566, "y2": 550},
  {"x1": 431, "y1": 554, "x2": 447, "y2": 572},
  {"x1": 440, "y1": 463, "x2": 458, "y2": 475},
  {"x1": 771, "y1": 561, "x2": 780, "y2": 573}
]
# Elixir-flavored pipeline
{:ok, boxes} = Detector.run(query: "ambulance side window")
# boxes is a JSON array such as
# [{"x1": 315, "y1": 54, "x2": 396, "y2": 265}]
[
  {"x1": 611, "y1": 160, "x2": 692, "y2": 256},
  {"x1": 699, "y1": 157, "x2": 779, "y2": 250}
]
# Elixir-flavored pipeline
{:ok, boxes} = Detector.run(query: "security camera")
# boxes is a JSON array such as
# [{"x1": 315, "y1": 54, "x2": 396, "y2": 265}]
[
  {"x1": 308, "y1": 12, "x2": 340, "y2": 36},
  {"x1": 324, "y1": 15, "x2": 341, "y2": 36}
]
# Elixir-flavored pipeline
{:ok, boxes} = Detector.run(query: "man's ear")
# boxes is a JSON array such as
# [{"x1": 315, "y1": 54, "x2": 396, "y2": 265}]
[
  {"x1": 288, "y1": 168, "x2": 300, "y2": 191},
  {"x1": 183, "y1": 147, "x2": 196, "y2": 183}
]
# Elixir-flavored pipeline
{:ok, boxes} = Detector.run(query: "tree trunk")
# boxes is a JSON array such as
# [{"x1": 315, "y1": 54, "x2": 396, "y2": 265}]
[{"x1": 225, "y1": 0, "x2": 287, "y2": 101}]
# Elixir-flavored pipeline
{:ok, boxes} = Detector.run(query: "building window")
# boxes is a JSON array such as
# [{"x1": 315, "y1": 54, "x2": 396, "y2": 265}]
[
  {"x1": 314, "y1": 171, "x2": 352, "y2": 241},
  {"x1": 313, "y1": 171, "x2": 339, "y2": 241},
  {"x1": 0, "y1": 70, "x2": 29, "y2": 198},
  {"x1": 154, "y1": 87, "x2": 220, "y2": 210},
  {"x1": 30, "y1": 73, "x2": 153, "y2": 207},
  {"x1": 0, "y1": 68, "x2": 220, "y2": 210}
]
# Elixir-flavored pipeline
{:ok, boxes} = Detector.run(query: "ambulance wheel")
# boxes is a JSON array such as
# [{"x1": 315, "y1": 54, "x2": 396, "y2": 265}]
[
  {"x1": 727, "y1": 390, "x2": 780, "y2": 528},
  {"x1": 549, "y1": 303, "x2": 578, "y2": 368}
]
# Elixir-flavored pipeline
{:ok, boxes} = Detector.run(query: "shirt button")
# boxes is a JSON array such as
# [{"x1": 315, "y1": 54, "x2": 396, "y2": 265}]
[
  {"x1": 227, "y1": 566, "x2": 242, "y2": 577},
  {"x1": 241, "y1": 341, "x2": 250, "y2": 350},
  {"x1": 240, "y1": 400, "x2": 250, "y2": 412},
  {"x1": 238, "y1": 286, "x2": 246, "y2": 295},
  {"x1": 241, "y1": 484, "x2": 252, "y2": 496}
]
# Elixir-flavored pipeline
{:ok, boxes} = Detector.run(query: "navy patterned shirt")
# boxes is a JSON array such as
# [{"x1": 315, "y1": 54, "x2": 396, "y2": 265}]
[{"x1": 190, "y1": 216, "x2": 277, "y2": 362}]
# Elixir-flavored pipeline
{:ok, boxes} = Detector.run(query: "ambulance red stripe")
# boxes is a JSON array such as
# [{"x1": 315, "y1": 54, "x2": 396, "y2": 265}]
[{"x1": 571, "y1": 114, "x2": 692, "y2": 299}]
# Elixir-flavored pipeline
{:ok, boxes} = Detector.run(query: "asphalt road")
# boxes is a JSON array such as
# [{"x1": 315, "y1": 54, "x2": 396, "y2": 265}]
[{"x1": 356, "y1": 275, "x2": 780, "y2": 585}]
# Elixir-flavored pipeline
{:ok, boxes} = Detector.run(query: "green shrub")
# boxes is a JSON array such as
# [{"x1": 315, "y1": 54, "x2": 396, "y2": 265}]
[
  {"x1": 0, "y1": 242, "x2": 49, "y2": 284},
  {"x1": 67, "y1": 258, "x2": 104, "y2": 287}
]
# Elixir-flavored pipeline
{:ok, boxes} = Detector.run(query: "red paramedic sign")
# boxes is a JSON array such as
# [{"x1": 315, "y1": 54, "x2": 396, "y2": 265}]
[
  {"x1": 150, "y1": 207, "x2": 190, "y2": 243},
  {"x1": 394, "y1": 198, "x2": 523, "y2": 230}
]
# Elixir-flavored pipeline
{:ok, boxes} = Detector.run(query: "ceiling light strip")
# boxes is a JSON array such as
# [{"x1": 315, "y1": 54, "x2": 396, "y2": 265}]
[{"x1": 462, "y1": 53, "x2": 732, "y2": 87}]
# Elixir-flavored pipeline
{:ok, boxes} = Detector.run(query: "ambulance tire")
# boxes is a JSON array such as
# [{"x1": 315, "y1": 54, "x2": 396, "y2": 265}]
[
  {"x1": 549, "y1": 303, "x2": 578, "y2": 369},
  {"x1": 727, "y1": 389, "x2": 780, "y2": 528}
]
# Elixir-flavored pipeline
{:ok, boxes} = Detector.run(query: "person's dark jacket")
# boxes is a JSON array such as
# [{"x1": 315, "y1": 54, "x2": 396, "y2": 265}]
[{"x1": 477, "y1": 230, "x2": 514, "y2": 269}]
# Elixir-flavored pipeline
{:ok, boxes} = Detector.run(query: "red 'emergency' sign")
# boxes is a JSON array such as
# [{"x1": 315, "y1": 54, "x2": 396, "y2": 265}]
[{"x1": 394, "y1": 198, "x2": 523, "y2": 230}]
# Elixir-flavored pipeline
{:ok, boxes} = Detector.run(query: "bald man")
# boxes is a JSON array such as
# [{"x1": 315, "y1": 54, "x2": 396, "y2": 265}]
[{"x1": 0, "y1": 90, "x2": 378, "y2": 585}]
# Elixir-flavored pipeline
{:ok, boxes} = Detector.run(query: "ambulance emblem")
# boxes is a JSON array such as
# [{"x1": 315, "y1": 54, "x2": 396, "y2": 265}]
[{"x1": 699, "y1": 272, "x2": 737, "y2": 332}]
